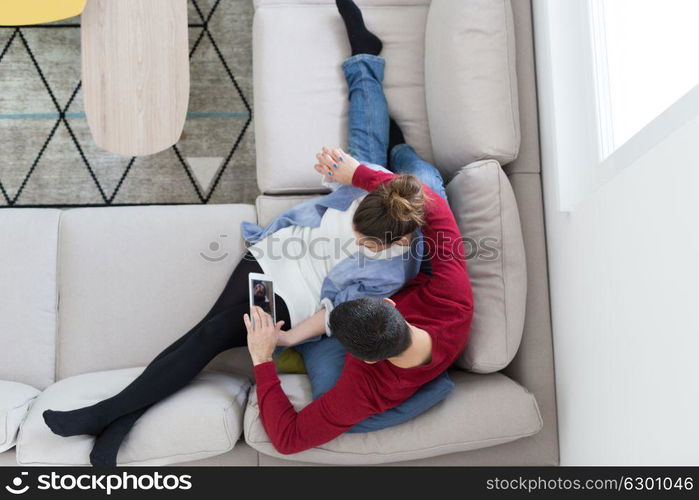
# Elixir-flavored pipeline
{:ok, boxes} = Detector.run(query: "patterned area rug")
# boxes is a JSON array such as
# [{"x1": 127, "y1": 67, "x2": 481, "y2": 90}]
[{"x1": 0, "y1": 0, "x2": 257, "y2": 207}]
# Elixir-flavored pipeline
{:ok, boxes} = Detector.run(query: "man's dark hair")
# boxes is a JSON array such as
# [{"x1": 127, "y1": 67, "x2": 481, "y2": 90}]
[{"x1": 329, "y1": 297, "x2": 412, "y2": 362}]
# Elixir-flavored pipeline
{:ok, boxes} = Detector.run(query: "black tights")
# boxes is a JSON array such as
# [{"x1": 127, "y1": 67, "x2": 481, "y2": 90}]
[{"x1": 42, "y1": 252, "x2": 290, "y2": 466}]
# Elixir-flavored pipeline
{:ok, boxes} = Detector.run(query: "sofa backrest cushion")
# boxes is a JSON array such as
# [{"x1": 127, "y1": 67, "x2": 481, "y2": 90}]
[
  {"x1": 446, "y1": 160, "x2": 526, "y2": 373},
  {"x1": 425, "y1": 0, "x2": 520, "y2": 178},
  {"x1": 0, "y1": 209, "x2": 60, "y2": 389},
  {"x1": 55, "y1": 205, "x2": 256, "y2": 380},
  {"x1": 253, "y1": 0, "x2": 434, "y2": 193},
  {"x1": 254, "y1": 0, "x2": 520, "y2": 192}
]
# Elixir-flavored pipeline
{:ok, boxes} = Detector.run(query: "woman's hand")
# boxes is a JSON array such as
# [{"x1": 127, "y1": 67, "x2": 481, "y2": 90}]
[
  {"x1": 276, "y1": 328, "x2": 299, "y2": 347},
  {"x1": 244, "y1": 306, "x2": 285, "y2": 366},
  {"x1": 276, "y1": 309, "x2": 328, "y2": 347},
  {"x1": 315, "y1": 146, "x2": 360, "y2": 186}
]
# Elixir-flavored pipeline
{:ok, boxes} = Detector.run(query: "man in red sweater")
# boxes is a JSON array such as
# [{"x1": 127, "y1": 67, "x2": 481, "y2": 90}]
[{"x1": 243, "y1": 151, "x2": 474, "y2": 455}]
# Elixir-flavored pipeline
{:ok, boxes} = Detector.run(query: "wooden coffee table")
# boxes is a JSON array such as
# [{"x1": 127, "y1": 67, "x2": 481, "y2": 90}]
[{"x1": 81, "y1": 0, "x2": 190, "y2": 157}]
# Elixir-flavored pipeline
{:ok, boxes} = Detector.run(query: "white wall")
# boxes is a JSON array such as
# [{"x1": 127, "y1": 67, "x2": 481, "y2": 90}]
[{"x1": 542, "y1": 114, "x2": 699, "y2": 465}]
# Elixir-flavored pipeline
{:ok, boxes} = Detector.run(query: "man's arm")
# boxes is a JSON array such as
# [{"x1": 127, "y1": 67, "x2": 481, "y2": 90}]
[
  {"x1": 246, "y1": 306, "x2": 376, "y2": 454},
  {"x1": 253, "y1": 362, "x2": 376, "y2": 454}
]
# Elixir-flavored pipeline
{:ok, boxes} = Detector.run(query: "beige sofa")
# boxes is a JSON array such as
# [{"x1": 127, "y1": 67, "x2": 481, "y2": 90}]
[{"x1": 0, "y1": 0, "x2": 558, "y2": 466}]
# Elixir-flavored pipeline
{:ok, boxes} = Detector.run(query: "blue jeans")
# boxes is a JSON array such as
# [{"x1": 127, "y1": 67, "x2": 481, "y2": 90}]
[{"x1": 342, "y1": 54, "x2": 448, "y2": 201}]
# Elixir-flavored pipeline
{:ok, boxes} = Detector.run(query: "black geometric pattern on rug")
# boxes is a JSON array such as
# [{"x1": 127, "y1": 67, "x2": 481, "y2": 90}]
[{"x1": 0, "y1": 0, "x2": 255, "y2": 207}]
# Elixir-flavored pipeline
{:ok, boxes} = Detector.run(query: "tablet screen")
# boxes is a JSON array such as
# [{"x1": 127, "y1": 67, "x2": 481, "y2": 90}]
[{"x1": 250, "y1": 277, "x2": 276, "y2": 322}]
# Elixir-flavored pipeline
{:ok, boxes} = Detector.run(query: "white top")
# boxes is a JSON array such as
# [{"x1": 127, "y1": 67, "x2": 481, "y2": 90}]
[{"x1": 252, "y1": 196, "x2": 410, "y2": 327}]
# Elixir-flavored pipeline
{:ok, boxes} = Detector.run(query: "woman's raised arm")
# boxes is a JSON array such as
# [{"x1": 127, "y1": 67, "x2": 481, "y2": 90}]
[{"x1": 314, "y1": 146, "x2": 361, "y2": 185}]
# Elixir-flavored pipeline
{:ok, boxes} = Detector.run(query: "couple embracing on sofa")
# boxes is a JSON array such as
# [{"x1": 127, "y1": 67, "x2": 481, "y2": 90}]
[{"x1": 41, "y1": 0, "x2": 474, "y2": 465}]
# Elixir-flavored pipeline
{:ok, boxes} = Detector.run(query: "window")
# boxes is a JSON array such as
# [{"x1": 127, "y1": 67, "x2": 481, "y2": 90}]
[
  {"x1": 590, "y1": 0, "x2": 699, "y2": 158},
  {"x1": 534, "y1": 0, "x2": 699, "y2": 211}
]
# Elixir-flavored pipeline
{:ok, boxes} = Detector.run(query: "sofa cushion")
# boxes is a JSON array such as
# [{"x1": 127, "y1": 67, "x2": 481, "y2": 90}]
[
  {"x1": 253, "y1": 0, "x2": 434, "y2": 193},
  {"x1": 244, "y1": 370, "x2": 542, "y2": 464},
  {"x1": 256, "y1": 195, "x2": 320, "y2": 227},
  {"x1": 56, "y1": 204, "x2": 256, "y2": 380},
  {"x1": 0, "y1": 381, "x2": 40, "y2": 453},
  {"x1": 17, "y1": 368, "x2": 250, "y2": 466},
  {"x1": 0, "y1": 209, "x2": 60, "y2": 390},
  {"x1": 425, "y1": 0, "x2": 520, "y2": 178},
  {"x1": 447, "y1": 160, "x2": 527, "y2": 373}
]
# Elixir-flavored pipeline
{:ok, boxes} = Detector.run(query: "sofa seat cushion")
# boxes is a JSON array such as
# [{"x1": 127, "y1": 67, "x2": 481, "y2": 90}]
[
  {"x1": 447, "y1": 160, "x2": 527, "y2": 373},
  {"x1": 0, "y1": 209, "x2": 61, "y2": 390},
  {"x1": 17, "y1": 368, "x2": 250, "y2": 466},
  {"x1": 253, "y1": 0, "x2": 434, "y2": 193},
  {"x1": 256, "y1": 194, "x2": 321, "y2": 227},
  {"x1": 0, "y1": 381, "x2": 41, "y2": 453},
  {"x1": 244, "y1": 370, "x2": 542, "y2": 464}
]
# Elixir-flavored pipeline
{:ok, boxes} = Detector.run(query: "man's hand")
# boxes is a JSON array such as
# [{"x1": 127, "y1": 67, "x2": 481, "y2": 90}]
[
  {"x1": 244, "y1": 306, "x2": 285, "y2": 366},
  {"x1": 314, "y1": 146, "x2": 359, "y2": 185}
]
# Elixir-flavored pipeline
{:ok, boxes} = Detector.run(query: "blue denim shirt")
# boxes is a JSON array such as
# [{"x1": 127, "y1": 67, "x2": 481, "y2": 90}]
[{"x1": 241, "y1": 164, "x2": 423, "y2": 337}]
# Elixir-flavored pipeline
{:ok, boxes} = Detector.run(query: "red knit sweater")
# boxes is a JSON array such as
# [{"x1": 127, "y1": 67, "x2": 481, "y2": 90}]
[{"x1": 253, "y1": 164, "x2": 474, "y2": 454}]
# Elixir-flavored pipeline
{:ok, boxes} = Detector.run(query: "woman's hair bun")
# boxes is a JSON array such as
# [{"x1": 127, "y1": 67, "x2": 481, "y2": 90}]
[
  {"x1": 352, "y1": 173, "x2": 427, "y2": 244},
  {"x1": 382, "y1": 174, "x2": 426, "y2": 227}
]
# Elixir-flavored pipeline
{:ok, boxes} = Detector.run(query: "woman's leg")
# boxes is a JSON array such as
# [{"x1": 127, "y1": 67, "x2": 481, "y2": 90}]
[
  {"x1": 389, "y1": 143, "x2": 448, "y2": 202},
  {"x1": 43, "y1": 253, "x2": 273, "y2": 438},
  {"x1": 89, "y1": 291, "x2": 293, "y2": 467},
  {"x1": 44, "y1": 304, "x2": 251, "y2": 437},
  {"x1": 88, "y1": 253, "x2": 291, "y2": 466},
  {"x1": 336, "y1": 0, "x2": 390, "y2": 167},
  {"x1": 87, "y1": 294, "x2": 239, "y2": 467},
  {"x1": 89, "y1": 335, "x2": 199, "y2": 466},
  {"x1": 343, "y1": 54, "x2": 390, "y2": 167},
  {"x1": 89, "y1": 410, "x2": 147, "y2": 466},
  {"x1": 337, "y1": 0, "x2": 413, "y2": 172},
  {"x1": 88, "y1": 303, "x2": 229, "y2": 468}
]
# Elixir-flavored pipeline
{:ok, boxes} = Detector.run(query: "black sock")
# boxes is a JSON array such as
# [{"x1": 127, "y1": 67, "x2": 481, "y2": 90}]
[
  {"x1": 336, "y1": 0, "x2": 382, "y2": 56},
  {"x1": 387, "y1": 118, "x2": 405, "y2": 169},
  {"x1": 90, "y1": 409, "x2": 148, "y2": 467},
  {"x1": 43, "y1": 405, "x2": 111, "y2": 437}
]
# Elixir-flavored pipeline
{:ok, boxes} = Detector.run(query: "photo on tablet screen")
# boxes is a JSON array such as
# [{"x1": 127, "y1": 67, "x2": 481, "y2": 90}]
[{"x1": 249, "y1": 275, "x2": 276, "y2": 323}]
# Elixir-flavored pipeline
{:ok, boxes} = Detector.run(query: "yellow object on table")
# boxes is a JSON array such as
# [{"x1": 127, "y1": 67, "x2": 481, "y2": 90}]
[{"x1": 0, "y1": 0, "x2": 86, "y2": 26}]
